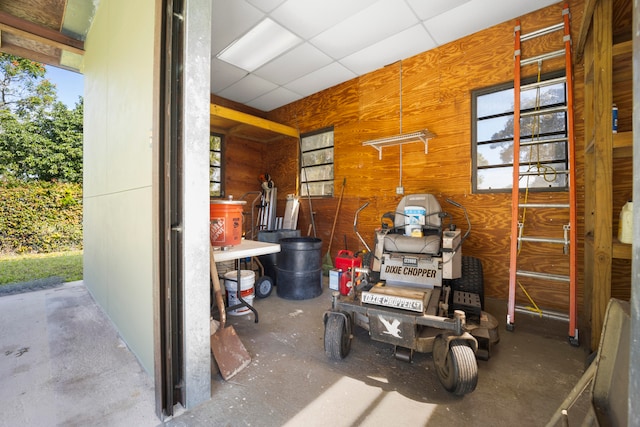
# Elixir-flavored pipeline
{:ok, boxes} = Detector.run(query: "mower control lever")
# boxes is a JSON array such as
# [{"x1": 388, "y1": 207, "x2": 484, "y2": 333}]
[
  {"x1": 354, "y1": 202, "x2": 371, "y2": 252},
  {"x1": 445, "y1": 198, "x2": 471, "y2": 246},
  {"x1": 446, "y1": 198, "x2": 462, "y2": 208}
]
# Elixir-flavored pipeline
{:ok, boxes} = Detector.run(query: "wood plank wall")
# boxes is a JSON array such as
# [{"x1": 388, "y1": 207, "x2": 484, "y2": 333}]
[
  {"x1": 214, "y1": 1, "x2": 635, "y2": 318},
  {"x1": 610, "y1": 0, "x2": 633, "y2": 302}
]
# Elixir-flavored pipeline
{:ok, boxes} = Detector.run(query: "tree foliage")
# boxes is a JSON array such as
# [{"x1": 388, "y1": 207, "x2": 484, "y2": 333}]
[
  {"x1": 0, "y1": 178, "x2": 82, "y2": 254},
  {"x1": 489, "y1": 86, "x2": 566, "y2": 164},
  {"x1": 0, "y1": 54, "x2": 83, "y2": 183}
]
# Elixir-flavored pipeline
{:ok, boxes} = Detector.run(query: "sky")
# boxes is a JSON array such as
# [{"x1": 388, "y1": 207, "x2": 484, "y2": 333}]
[{"x1": 45, "y1": 65, "x2": 84, "y2": 108}]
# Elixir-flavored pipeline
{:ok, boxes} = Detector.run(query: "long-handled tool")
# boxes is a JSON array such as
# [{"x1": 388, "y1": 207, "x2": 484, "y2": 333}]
[
  {"x1": 298, "y1": 137, "x2": 317, "y2": 237},
  {"x1": 209, "y1": 246, "x2": 251, "y2": 380},
  {"x1": 323, "y1": 177, "x2": 346, "y2": 274}
]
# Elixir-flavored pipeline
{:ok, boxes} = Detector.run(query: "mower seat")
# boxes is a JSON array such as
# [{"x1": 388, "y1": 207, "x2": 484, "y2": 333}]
[{"x1": 384, "y1": 194, "x2": 442, "y2": 255}]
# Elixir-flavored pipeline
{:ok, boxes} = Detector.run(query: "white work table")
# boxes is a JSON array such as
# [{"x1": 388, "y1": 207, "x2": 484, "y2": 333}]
[
  {"x1": 212, "y1": 239, "x2": 281, "y2": 322},
  {"x1": 211, "y1": 239, "x2": 280, "y2": 262}
]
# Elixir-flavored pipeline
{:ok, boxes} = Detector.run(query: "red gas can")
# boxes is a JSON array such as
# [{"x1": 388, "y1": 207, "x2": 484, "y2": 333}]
[
  {"x1": 335, "y1": 250, "x2": 361, "y2": 272},
  {"x1": 339, "y1": 269, "x2": 353, "y2": 296},
  {"x1": 335, "y1": 250, "x2": 362, "y2": 296}
]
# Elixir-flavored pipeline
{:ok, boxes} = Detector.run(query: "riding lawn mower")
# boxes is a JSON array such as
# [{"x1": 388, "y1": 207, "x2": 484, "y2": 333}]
[{"x1": 323, "y1": 194, "x2": 499, "y2": 396}]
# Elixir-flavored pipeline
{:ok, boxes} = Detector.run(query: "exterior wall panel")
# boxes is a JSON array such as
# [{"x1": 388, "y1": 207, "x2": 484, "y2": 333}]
[{"x1": 83, "y1": 0, "x2": 155, "y2": 373}]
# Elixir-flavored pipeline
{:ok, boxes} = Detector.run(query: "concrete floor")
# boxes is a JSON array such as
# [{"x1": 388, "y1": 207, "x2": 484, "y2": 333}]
[
  {"x1": 169, "y1": 284, "x2": 589, "y2": 426},
  {"x1": 0, "y1": 281, "x2": 157, "y2": 427},
  {"x1": 0, "y1": 280, "x2": 590, "y2": 427}
]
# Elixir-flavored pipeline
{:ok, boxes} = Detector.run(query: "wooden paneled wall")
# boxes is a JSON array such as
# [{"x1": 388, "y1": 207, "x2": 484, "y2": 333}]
[
  {"x1": 612, "y1": 0, "x2": 634, "y2": 309},
  {"x1": 216, "y1": 1, "x2": 629, "y2": 316}
]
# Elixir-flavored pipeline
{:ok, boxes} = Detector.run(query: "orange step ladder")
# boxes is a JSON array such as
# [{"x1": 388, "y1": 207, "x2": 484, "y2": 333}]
[{"x1": 506, "y1": 3, "x2": 578, "y2": 346}]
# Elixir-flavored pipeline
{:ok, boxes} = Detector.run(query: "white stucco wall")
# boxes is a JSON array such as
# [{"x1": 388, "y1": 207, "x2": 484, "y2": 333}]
[{"x1": 82, "y1": 0, "x2": 155, "y2": 373}]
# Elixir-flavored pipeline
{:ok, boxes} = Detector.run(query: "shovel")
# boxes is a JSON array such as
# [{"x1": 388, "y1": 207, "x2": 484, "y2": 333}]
[
  {"x1": 323, "y1": 177, "x2": 346, "y2": 274},
  {"x1": 209, "y1": 246, "x2": 251, "y2": 380}
]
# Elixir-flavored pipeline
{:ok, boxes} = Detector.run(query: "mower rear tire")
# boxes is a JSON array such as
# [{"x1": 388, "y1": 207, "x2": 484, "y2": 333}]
[
  {"x1": 433, "y1": 338, "x2": 478, "y2": 396},
  {"x1": 324, "y1": 313, "x2": 351, "y2": 361},
  {"x1": 452, "y1": 256, "x2": 484, "y2": 309}
]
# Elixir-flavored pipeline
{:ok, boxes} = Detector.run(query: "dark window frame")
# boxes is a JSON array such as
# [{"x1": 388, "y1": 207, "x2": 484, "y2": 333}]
[
  {"x1": 471, "y1": 70, "x2": 568, "y2": 194},
  {"x1": 300, "y1": 126, "x2": 334, "y2": 198},
  {"x1": 210, "y1": 133, "x2": 224, "y2": 197}
]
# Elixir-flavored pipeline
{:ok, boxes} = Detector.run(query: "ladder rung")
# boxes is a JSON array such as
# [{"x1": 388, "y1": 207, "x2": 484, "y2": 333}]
[
  {"x1": 520, "y1": 203, "x2": 570, "y2": 208},
  {"x1": 515, "y1": 304, "x2": 569, "y2": 322},
  {"x1": 520, "y1": 23, "x2": 564, "y2": 41},
  {"x1": 519, "y1": 169, "x2": 569, "y2": 176},
  {"x1": 521, "y1": 49, "x2": 565, "y2": 66},
  {"x1": 521, "y1": 137, "x2": 568, "y2": 147},
  {"x1": 516, "y1": 270, "x2": 570, "y2": 282},
  {"x1": 520, "y1": 76, "x2": 567, "y2": 92},
  {"x1": 520, "y1": 105, "x2": 567, "y2": 117},
  {"x1": 518, "y1": 236, "x2": 568, "y2": 245}
]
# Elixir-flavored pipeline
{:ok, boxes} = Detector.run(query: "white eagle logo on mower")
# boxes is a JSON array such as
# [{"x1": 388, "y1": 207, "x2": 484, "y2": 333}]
[{"x1": 379, "y1": 316, "x2": 402, "y2": 338}]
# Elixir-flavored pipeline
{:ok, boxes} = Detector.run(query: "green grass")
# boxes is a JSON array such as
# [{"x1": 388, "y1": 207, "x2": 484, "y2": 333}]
[{"x1": 0, "y1": 250, "x2": 83, "y2": 285}]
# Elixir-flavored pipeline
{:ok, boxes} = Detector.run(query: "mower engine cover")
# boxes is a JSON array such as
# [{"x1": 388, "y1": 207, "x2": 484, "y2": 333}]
[{"x1": 380, "y1": 253, "x2": 441, "y2": 288}]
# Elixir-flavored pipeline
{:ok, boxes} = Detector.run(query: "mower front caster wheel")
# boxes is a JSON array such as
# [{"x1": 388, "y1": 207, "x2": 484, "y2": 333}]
[
  {"x1": 433, "y1": 337, "x2": 478, "y2": 396},
  {"x1": 324, "y1": 314, "x2": 351, "y2": 361},
  {"x1": 254, "y1": 276, "x2": 273, "y2": 299}
]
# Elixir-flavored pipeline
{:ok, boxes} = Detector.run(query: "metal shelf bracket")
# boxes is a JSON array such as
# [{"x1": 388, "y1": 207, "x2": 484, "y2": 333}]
[{"x1": 362, "y1": 129, "x2": 436, "y2": 160}]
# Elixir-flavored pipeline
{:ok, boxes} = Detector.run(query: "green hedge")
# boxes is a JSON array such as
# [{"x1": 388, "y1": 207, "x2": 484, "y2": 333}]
[{"x1": 0, "y1": 180, "x2": 82, "y2": 254}]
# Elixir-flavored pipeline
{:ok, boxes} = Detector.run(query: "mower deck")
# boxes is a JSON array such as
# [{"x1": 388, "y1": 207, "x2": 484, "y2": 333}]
[{"x1": 329, "y1": 283, "x2": 498, "y2": 353}]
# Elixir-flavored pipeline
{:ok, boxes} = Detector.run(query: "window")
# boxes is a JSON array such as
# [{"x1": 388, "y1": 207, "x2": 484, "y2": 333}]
[
  {"x1": 472, "y1": 72, "x2": 568, "y2": 193},
  {"x1": 300, "y1": 127, "x2": 334, "y2": 197},
  {"x1": 210, "y1": 134, "x2": 224, "y2": 197}
]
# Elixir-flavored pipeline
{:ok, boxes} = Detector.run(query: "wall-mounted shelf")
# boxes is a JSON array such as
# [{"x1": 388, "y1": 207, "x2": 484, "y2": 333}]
[
  {"x1": 210, "y1": 103, "x2": 299, "y2": 142},
  {"x1": 362, "y1": 129, "x2": 436, "y2": 160}
]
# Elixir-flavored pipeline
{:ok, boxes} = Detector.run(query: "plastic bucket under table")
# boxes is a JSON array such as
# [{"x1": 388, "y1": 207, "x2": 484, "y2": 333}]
[{"x1": 224, "y1": 270, "x2": 255, "y2": 316}]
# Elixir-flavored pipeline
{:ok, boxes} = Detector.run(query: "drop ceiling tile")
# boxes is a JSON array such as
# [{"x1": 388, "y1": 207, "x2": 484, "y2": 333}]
[
  {"x1": 211, "y1": 58, "x2": 248, "y2": 93},
  {"x1": 270, "y1": 0, "x2": 376, "y2": 39},
  {"x1": 340, "y1": 24, "x2": 436, "y2": 75},
  {"x1": 425, "y1": 0, "x2": 559, "y2": 45},
  {"x1": 211, "y1": 0, "x2": 566, "y2": 110},
  {"x1": 285, "y1": 62, "x2": 357, "y2": 97},
  {"x1": 253, "y1": 43, "x2": 333, "y2": 86},
  {"x1": 245, "y1": 87, "x2": 303, "y2": 111},
  {"x1": 211, "y1": 0, "x2": 265, "y2": 55},
  {"x1": 405, "y1": 0, "x2": 470, "y2": 21},
  {"x1": 217, "y1": 74, "x2": 278, "y2": 104},
  {"x1": 245, "y1": 0, "x2": 286, "y2": 13},
  {"x1": 310, "y1": 0, "x2": 419, "y2": 60}
]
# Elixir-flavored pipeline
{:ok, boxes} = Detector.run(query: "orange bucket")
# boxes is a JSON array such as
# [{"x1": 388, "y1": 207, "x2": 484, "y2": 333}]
[{"x1": 210, "y1": 199, "x2": 246, "y2": 246}]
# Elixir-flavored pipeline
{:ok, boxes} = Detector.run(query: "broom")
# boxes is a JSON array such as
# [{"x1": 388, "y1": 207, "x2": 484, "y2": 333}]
[{"x1": 323, "y1": 177, "x2": 345, "y2": 275}]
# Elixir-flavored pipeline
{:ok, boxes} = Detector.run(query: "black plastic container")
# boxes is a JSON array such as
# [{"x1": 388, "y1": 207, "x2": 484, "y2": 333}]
[
  {"x1": 276, "y1": 237, "x2": 323, "y2": 300},
  {"x1": 257, "y1": 229, "x2": 301, "y2": 284}
]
